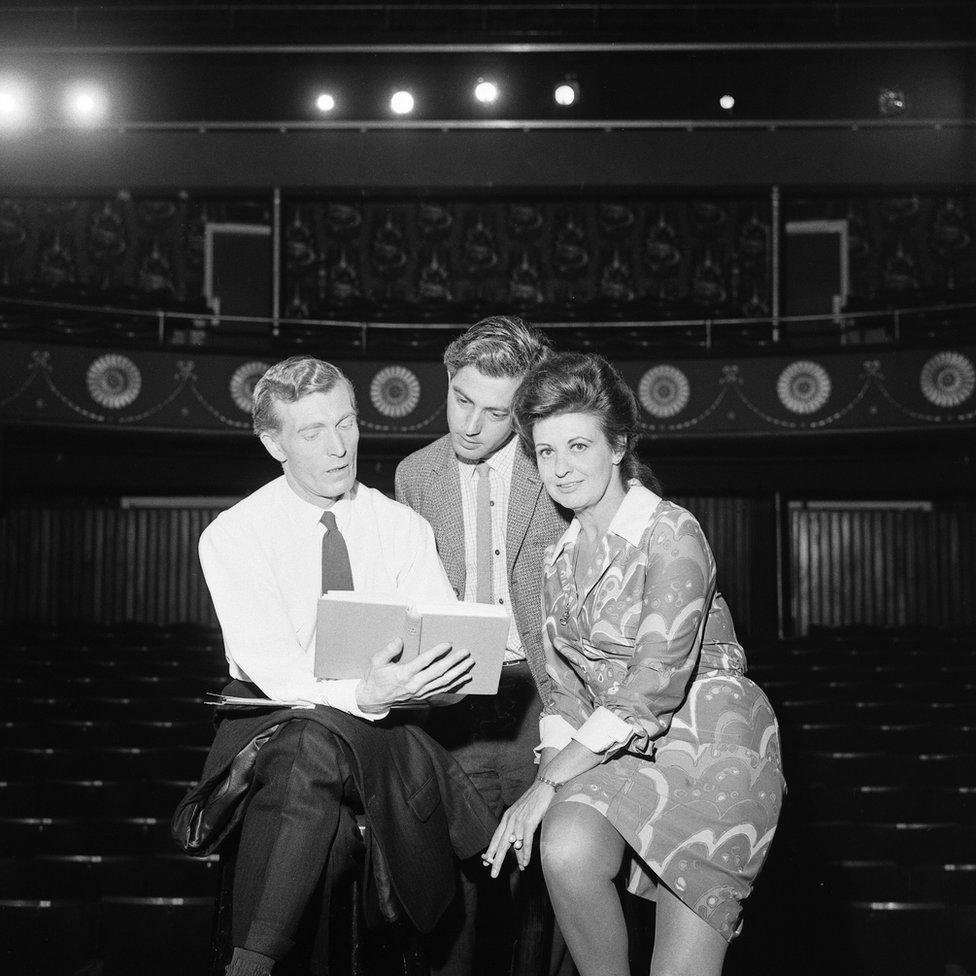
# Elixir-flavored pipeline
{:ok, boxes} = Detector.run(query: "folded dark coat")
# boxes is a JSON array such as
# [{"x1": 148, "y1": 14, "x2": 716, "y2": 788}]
[{"x1": 172, "y1": 683, "x2": 498, "y2": 933}]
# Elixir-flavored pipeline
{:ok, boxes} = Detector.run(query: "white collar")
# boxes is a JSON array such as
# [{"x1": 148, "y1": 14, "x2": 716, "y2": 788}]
[
  {"x1": 547, "y1": 482, "x2": 663, "y2": 567},
  {"x1": 275, "y1": 474, "x2": 357, "y2": 527},
  {"x1": 458, "y1": 434, "x2": 518, "y2": 480}
]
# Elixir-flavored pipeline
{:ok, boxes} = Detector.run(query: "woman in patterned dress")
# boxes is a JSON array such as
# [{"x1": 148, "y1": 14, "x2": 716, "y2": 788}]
[{"x1": 484, "y1": 353, "x2": 785, "y2": 976}]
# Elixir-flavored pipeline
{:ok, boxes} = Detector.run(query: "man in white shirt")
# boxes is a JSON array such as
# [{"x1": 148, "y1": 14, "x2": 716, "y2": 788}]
[
  {"x1": 198, "y1": 356, "x2": 480, "y2": 976},
  {"x1": 395, "y1": 317, "x2": 571, "y2": 976}
]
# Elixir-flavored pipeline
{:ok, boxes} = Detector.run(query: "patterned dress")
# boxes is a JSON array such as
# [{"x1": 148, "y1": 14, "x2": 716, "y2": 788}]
[{"x1": 539, "y1": 485, "x2": 784, "y2": 941}]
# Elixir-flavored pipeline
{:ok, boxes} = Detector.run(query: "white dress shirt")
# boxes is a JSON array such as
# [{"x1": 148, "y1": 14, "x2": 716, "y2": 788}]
[
  {"x1": 199, "y1": 475, "x2": 456, "y2": 719},
  {"x1": 457, "y1": 435, "x2": 525, "y2": 662}
]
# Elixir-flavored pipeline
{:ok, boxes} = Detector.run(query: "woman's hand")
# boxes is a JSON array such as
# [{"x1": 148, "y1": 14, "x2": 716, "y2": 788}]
[{"x1": 482, "y1": 779, "x2": 557, "y2": 878}]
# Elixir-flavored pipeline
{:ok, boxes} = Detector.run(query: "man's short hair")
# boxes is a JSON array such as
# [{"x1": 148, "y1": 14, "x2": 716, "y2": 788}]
[
  {"x1": 251, "y1": 356, "x2": 355, "y2": 437},
  {"x1": 443, "y1": 315, "x2": 552, "y2": 379}
]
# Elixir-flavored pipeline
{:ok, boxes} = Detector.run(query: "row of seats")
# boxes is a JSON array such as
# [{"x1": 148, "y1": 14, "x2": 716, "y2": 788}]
[
  {"x1": 0, "y1": 853, "x2": 219, "y2": 899},
  {"x1": 774, "y1": 700, "x2": 976, "y2": 724},
  {"x1": 5, "y1": 693, "x2": 222, "y2": 720},
  {"x1": 0, "y1": 779, "x2": 193, "y2": 817},
  {"x1": 789, "y1": 784, "x2": 976, "y2": 822},
  {"x1": 784, "y1": 750, "x2": 975, "y2": 786},
  {"x1": 1, "y1": 719, "x2": 214, "y2": 747},
  {"x1": 782, "y1": 722, "x2": 976, "y2": 752},
  {"x1": 0, "y1": 896, "x2": 214, "y2": 976},
  {"x1": 2, "y1": 745, "x2": 209, "y2": 780}
]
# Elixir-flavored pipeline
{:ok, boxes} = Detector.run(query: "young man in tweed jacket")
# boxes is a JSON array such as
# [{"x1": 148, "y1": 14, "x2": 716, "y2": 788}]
[{"x1": 395, "y1": 316, "x2": 570, "y2": 976}]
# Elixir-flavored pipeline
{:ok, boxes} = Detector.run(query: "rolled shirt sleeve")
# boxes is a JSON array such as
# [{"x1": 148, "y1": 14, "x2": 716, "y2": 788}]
[
  {"x1": 537, "y1": 712, "x2": 577, "y2": 754},
  {"x1": 571, "y1": 705, "x2": 636, "y2": 754}
]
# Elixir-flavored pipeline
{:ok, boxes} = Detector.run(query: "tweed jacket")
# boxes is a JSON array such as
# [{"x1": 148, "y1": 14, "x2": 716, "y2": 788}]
[{"x1": 395, "y1": 433, "x2": 570, "y2": 704}]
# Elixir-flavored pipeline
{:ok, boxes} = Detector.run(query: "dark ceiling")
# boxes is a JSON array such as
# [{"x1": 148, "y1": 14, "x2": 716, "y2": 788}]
[{"x1": 0, "y1": 2, "x2": 974, "y2": 48}]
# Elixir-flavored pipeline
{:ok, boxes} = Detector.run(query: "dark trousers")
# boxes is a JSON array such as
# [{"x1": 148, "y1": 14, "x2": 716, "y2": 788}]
[
  {"x1": 232, "y1": 721, "x2": 363, "y2": 970},
  {"x1": 423, "y1": 662, "x2": 552, "y2": 976}
]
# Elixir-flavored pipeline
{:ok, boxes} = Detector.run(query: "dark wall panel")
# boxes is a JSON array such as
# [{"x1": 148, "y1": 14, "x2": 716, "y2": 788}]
[
  {"x1": 1, "y1": 504, "x2": 221, "y2": 626},
  {"x1": 789, "y1": 502, "x2": 976, "y2": 633}
]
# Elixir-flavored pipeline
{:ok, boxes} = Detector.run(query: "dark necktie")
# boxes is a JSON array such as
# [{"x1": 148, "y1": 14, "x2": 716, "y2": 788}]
[
  {"x1": 320, "y1": 510, "x2": 354, "y2": 593},
  {"x1": 475, "y1": 462, "x2": 494, "y2": 604}
]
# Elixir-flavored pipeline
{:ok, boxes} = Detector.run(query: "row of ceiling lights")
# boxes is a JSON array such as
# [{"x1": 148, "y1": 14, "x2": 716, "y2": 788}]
[
  {"x1": 323, "y1": 79, "x2": 588, "y2": 115},
  {"x1": 317, "y1": 81, "x2": 736, "y2": 115},
  {"x1": 0, "y1": 73, "x2": 743, "y2": 127},
  {"x1": 0, "y1": 78, "x2": 108, "y2": 128},
  {"x1": 0, "y1": 76, "x2": 589, "y2": 126}
]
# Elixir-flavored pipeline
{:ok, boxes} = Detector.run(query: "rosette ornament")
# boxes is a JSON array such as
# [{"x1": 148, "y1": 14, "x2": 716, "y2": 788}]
[
  {"x1": 638, "y1": 365, "x2": 690, "y2": 419},
  {"x1": 370, "y1": 366, "x2": 421, "y2": 419},
  {"x1": 86, "y1": 354, "x2": 142, "y2": 410},
  {"x1": 230, "y1": 361, "x2": 271, "y2": 413},
  {"x1": 919, "y1": 351, "x2": 975, "y2": 409},
  {"x1": 776, "y1": 360, "x2": 831, "y2": 415}
]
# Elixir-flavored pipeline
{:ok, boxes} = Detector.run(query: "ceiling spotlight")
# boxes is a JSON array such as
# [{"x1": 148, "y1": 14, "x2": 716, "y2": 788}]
[
  {"x1": 554, "y1": 81, "x2": 579, "y2": 107},
  {"x1": 315, "y1": 92, "x2": 336, "y2": 113},
  {"x1": 0, "y1": 78, "x2": 30, "y2": 130},
  {"x1": 719, "y1": 93, "x2": 735, "y2": 111},
  {"x1": 474, "y1": 80, "x2": 499, "y2": 105},
  {"x1": 878, "y1": 87, "x2": 906, "y2": 117},
  {"x1": 66, "y1": 84, "x2": 108, "y2": 125},
  {"x1": 390, "y1": 90, "x2": 415, "y2": 115}
]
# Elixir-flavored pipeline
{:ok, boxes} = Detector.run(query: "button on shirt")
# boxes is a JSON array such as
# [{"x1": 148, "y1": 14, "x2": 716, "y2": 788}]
[
  {"x1": 458, "y1": 436, "x2": 525, "y2": 662},
  {"x1": 199, "y1": 476, "x2": 456, "y2": 719}
]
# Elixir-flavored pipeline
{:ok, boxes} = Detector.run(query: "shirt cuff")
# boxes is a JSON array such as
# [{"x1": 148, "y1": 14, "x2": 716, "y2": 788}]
[
  {"x1": 534, "y1": 713, "x2": 577, "y2": 761},
  {"x1": 572, "y1": 706, "x2": 635, "y2": 754},
  {"x1": 319, "y1": 678, "x2": 390, "y2": 721}
]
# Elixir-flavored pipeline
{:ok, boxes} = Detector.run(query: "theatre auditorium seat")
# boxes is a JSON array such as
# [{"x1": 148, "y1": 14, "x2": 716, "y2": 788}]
[
  {"x1": 0, "y1": 624, "x2": 223, "y2": 976},
  {"x1": 0, "y1": 623, "x2": 426, "y2": 976},
  {"x1": 3, "y1": 622, "x2": 975, "y2": 976},
  {"x1": 724, "y1": 627, "x2": 976, "y2": 976}
]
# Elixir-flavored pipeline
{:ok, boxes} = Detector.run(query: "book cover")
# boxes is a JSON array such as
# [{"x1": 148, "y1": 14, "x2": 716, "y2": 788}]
[
  {"x1": 314, "y1": 593, "x2": 412, "y2": 680},
  {"x1": 415, "y1": 603, "x2": 510, "y2": 695},
  {"x1": 315, "y1": 594, "x2": 509, "y2": 694}
]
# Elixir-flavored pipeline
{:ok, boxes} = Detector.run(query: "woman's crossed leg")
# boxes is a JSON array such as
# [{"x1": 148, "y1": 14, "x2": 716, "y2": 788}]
[{"x1": 540, "y1": 801, "x2": 728, "y2": 976}]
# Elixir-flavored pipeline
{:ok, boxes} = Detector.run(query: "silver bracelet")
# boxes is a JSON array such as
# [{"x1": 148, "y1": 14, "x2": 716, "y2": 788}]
[{"x1": 536, "y1": 773, "x2": 563, "y2": 791}]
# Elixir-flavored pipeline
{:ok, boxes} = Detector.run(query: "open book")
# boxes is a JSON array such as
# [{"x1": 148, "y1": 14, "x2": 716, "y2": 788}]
[{"x1": 315, "y1": 593, "x2": 511, "y2": 695}]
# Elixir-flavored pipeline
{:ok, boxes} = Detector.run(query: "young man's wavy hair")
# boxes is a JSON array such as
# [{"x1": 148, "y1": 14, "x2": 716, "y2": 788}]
[{"x1": 443, "y1": 315, "x2": 552, "y2": 379}]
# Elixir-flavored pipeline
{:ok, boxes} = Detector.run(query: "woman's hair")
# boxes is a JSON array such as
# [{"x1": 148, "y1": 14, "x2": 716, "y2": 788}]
[
  {"x1": 251, "y1": 356, "x2": 355, "y2": 437},
  {"x1": 511, "y1": 352, "x2": 660, "y2": 492},
  {"x1": 443, "y1": 315, "x2": 552, "y2": 379}
]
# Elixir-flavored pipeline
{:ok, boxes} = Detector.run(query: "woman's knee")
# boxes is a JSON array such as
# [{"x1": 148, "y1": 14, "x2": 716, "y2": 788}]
[{"x1": 540, "y1": 803, "x2": 622, "y2": 890}]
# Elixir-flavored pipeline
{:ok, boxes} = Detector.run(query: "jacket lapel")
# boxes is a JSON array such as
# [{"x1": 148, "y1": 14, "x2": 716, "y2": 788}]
[
  {"x1": 506, "y1": 444, "x2": 544, "y2": 576},
  {"x1": 426, "y1": 437, "x2": 466, "y2": 593}
]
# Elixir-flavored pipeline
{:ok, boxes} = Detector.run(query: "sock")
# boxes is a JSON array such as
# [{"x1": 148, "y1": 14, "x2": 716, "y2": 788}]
[{"x1": 225, "y1": 946, "x2": 275, "y2": 976}]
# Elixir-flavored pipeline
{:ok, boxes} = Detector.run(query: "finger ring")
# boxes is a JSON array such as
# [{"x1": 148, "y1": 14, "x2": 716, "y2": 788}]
[
  {"x1": 508, "y1": 834, "x2": 517, "y2": 843},
  {"x1": 513, "y1": 838, "x2": 524, "y2": 848}
]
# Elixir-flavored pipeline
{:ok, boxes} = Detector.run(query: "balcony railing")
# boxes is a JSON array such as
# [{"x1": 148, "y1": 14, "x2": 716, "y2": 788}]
[{"x1": 1, "y1": 294, "x2": 973, "y2": 359}]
